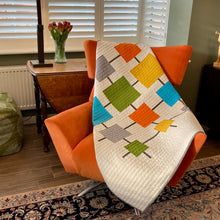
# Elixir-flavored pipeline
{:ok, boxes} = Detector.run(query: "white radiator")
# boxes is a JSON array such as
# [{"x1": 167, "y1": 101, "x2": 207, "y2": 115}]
[{"x1": 0, "y1": 65, "x2": 35, "y2": 110}]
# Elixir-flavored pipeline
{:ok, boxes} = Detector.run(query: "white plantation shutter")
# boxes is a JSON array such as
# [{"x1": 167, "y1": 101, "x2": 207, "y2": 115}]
[
  {"x1": 0, "y1": 0, "x2": 170, "y2": 54},
  {"x1": 142, "y1": 0, "x2": 170, "y2": 46},
  {"x1": 102, "y1": 0, "x2": 140, "y2": 42},
  {"x1": 0, "y1": 0, "x2": 37, "y2": 54},
  {"x1": 47, "y1": 0, "x2": 96, "y2": 51}
]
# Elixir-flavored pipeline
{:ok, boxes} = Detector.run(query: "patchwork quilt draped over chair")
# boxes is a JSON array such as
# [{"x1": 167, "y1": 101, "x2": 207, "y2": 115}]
[{"x1": 92, "y1": 41, "x2": 205, "y2": 211}]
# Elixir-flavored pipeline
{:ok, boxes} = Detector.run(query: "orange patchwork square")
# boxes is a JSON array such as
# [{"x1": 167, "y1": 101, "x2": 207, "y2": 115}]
[
  {"x1": 154, "y1": 120, "x2": 174, "y2": 132},
  {"x1": 115, "y1": 43, "x2": 141, "y2": 62},
  {"x1": 131, "y1": 54, "x2": 164, "y2": 88},
  {"x1": 129, "y1": 103, "x2": 159, "y2": 127}
]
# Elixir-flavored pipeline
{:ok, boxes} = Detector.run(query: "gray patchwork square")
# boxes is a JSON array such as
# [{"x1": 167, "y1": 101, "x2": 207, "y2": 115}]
[
  {"x1": 96, "y1": 55, "x2": 115, "y2": 82},
  {"x1": 99, "y1": 124, "x2": 131, "y2": 143}
]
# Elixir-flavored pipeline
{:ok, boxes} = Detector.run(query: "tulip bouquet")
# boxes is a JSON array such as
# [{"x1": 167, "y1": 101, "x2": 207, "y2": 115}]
[{"x1": 48, "y1": 21, "x2": 73, "y2": 63}]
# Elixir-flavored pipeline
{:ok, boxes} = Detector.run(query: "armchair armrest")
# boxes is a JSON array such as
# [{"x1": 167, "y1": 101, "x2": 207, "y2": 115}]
[{"x1": 45, "y1": 101, "x2": 93, "y2": 173}]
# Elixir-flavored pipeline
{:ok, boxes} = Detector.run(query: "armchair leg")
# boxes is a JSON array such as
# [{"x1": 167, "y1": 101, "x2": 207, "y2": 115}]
[
  {"x1": 134, "y1": 208, "x2": 141, "y2": 216},
  {"x1": 77, "y1": 182, "x2": 103, "y2": 197}
]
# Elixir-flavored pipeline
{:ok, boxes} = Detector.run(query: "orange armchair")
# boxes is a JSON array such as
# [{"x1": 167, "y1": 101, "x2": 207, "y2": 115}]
[{"x1": 45, "y1": 40, "x2": 206, "y2": 186}]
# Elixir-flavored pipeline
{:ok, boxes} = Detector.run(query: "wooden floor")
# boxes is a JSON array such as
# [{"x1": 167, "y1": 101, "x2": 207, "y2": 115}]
[
  {"x1": 0, "y1": 124, "x2": 86, "y2": 197},
  {"x1": 0, "y1": 124, "x2": 220, "y2": 197}
]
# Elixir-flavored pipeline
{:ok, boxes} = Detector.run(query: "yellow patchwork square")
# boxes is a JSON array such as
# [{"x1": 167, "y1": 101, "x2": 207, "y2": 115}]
[
  {"x1": 131, "y1": 54, "x2": 164, "y2": 88},
  {"x1": 154, "y1": 120, "x2": 174, "y2": 132}
]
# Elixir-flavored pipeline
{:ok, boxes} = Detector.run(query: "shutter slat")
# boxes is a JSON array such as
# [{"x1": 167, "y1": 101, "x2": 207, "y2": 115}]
[
  {"x1": 0, "y1": 20, "x2": 37, "y2": 26},
  {"x1": 104, "y1": 15, "x2": 138, "y2": 19},
  {"x1": 0, "y1": 32, "x2": 36, "y2": 39},
  {"x1": 72, "y1": 27, "x2": 95, "y2": 32},
  {"x1": 0, "y1": 6, "x2": 36, "y2": 12},
  {"x1": 0, "y1": 0, "x2": 36, "y2": 6},
  {"x1": 49, "y1": 8, "x2": 94, "y2": 13},
  {"x1": 0, "y1": 26, "x2": 36, "y2": 32},
  {"x1": 146, "y1": 19, "x2": 165, "y2": 26},
  {"x1": 48, "y1": 0, "x2": 96, "y2": 39},
  {"x1": 49, "y1": 13, "x2": 95, "y2": 17},
  {"x1": 69, "y1": 31, "x2": 95, "y2": 38},
  {"x1": 104, "y1": 20, "x2": 137, "y2": 25},
  {"x1": 145, "y1": 33, "x2": 164, "y2": 40},
  {"x1": 0, "y1": 12, "x2": 37, "y2": 16},
  {"x1": 105, "y1": 2, "x2": 138, "y2": 7},
  {"x1": 145, "y1": 13, "x2": 167, "y2": 19},
  {"x1": 49, "y1": 19, "x2": 95, "y2": 24},
  {"x1": 105, "y1": 24, "x2": 137, "y2": 28},
  {"x1": 104, "y1": 30, "x2": 137, "y2": 35},
  {"x1": 49, "y1": 0, "x2": 94, "y2": 6},
  {"x1": 104, "y1": 8, "x2": 138, "y2": 13}
]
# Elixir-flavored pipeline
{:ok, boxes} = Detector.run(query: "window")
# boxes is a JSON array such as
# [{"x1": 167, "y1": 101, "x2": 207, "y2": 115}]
[{"x1": 0, "y1": 0, "x2": 170, "y2": 54}]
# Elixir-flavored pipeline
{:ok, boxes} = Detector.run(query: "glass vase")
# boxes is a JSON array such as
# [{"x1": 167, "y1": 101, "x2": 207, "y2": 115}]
[{"x1": 54, "y1": 40, "x2": 67, "y2": 63}]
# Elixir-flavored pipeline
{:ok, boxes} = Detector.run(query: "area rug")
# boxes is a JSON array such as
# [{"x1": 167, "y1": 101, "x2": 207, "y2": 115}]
[{"x1": 0, "y1": 155, "x2": 219, "y2": 220}]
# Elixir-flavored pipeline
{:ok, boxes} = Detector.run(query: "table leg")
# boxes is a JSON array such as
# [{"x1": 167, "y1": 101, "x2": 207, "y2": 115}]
[
  {"x1": 41, "y1": 94, "x2": 51, "y2": 152},
  {"x1": 33, "y1": 78, "x2": 42, "y2": 134}
]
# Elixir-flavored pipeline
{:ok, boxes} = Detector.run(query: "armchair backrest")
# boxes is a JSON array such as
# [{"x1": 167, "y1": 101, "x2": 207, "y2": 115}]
[{"x1": 84, "y1": 40, "x2": 192, "y2": 101}]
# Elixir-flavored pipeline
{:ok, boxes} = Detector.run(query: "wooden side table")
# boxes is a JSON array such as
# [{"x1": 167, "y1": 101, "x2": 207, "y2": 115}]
[
  {"x1": 27, "y1": 59, "x2": 94, "y2": 152},
  {"x1": 196, "y1": 64, "x2": 220, "y2": 136}
]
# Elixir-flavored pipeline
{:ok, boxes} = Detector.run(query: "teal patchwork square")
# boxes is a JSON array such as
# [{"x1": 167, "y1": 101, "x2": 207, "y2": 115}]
[
  {"x1": 92, "y1": 96, "x2": 112, "y2": 125},
  {"x1": 103, "y1": 76, "x2": 140, "y2": 112},
  {"x1": 157, "y1": 82, "x2": 180, "y2": 106},
  {"x1": 125, "y1": 140, "x2": 148, "y2": 157}
]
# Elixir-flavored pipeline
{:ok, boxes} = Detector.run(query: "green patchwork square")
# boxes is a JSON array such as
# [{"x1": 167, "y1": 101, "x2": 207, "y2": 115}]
[
  {"x1": 103, "y1": 76, "x2": 140, "y2": 112},
  {"x1": 125, "y1": 140, "x2": 148, "y2": 157}
]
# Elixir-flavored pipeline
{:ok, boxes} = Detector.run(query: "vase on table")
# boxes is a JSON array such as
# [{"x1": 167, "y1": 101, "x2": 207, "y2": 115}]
[
  {"x1": 48, "y1": 21, "x2": 73, "y2": 64},
  {"x1": 54, "y1": 40, "x2": 67, "y2": 63}
]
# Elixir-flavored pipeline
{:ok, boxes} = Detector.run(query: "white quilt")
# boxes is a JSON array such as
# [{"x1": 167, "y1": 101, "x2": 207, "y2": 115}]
[{"x1": 92, "y1": 41, "x2": 204, "y2": 211}]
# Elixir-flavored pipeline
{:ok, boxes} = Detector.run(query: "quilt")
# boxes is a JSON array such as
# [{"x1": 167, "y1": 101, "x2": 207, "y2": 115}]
[{"x1": 92, "y1": 41, "x2": 204, "y2": 211}]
